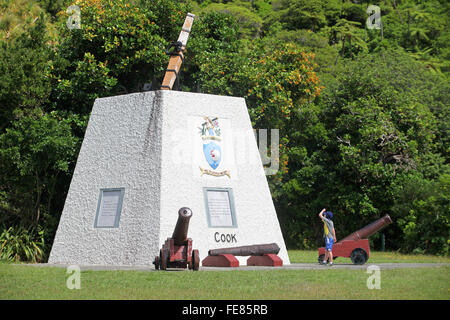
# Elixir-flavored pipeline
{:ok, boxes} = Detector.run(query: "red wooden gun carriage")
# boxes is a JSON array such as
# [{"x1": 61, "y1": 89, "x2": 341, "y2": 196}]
[
  {"x1": 318, "y1": 214, "x2": 392, "y2": 265},
  {"x1": 153, "y1": 207, "x2": 200, "y2": 271}
]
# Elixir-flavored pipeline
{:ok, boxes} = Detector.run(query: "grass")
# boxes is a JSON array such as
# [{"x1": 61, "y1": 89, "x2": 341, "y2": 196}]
[
  {"x1": 0, "y1": 251, "x2": 449, "y2": 300},
  {"x1": 288, "y1": 250, "x2": 450, "y2": 264}
]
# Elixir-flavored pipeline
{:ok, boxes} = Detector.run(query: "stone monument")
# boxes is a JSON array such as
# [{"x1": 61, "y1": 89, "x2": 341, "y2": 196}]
[
  {"x1": 48, "y1": 90, "x2": 290, "y2": 266},
  {"x1": 49, "y1": 12, "x2": 290, "y2": 266}
]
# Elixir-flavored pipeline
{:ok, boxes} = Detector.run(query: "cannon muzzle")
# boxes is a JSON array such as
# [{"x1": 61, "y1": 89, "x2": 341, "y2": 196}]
[
  {"x1": 208, "y1": 243, "x2": 280, "y2": 256},
  {"x1": 339, "y1": 214, "x2": 392, "y2": 242},
  {"x1": 172, "y1": 207, "x2": 192, "y2": 245}
]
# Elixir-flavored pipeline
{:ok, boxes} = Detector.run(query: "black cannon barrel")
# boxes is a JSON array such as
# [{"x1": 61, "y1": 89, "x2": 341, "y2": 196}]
[
  {"x1": 172, "y1": 207, "x2": 192, "y2": 245},
  {"x1": 208, "y1": 243, "x2": 280, "y2": 256},
  {"x1": 339, "y1": 214, "x2": 392, "y2": 242}
]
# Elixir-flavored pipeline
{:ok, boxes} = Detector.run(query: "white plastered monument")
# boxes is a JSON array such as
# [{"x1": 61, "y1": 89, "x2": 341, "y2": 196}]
[{"x1": 48, "y1": 90, "x2": 290, "y2": 266}]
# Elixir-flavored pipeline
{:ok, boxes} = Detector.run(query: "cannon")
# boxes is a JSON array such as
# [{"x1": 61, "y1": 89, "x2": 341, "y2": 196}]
[
  {"x1": 208, "y1": 243, "x2": 280, "y2": 256},
  {"x1": 318, "y1": 214, "x2": 392, "y2": 265},
  {"x1": 202, "y1": 243, "x2": 283, "y2": 267},
  {"x1": 153, "y1": 207, "x2": 200, "y2": 271}
]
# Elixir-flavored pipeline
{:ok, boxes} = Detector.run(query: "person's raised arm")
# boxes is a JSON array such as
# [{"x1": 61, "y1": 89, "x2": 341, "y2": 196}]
[{"x1": 318, "y1": 208, "x2": 326, "y2": 220}]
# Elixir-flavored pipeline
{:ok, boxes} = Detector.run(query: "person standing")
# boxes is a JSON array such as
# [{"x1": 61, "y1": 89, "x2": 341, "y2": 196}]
[{"x1": 318, "y1": 208, "x2": 336, "y2": 266}]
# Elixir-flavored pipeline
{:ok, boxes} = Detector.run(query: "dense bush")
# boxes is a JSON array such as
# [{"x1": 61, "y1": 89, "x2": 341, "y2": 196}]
[{"x1": 275, "y1": 50, "x2": 449, "y2": 254}]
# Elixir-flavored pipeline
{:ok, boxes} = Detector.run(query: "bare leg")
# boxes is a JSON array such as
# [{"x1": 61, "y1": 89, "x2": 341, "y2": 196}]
[{"x1": 324, "y1": 250, "x2": 329, "y2": 263}]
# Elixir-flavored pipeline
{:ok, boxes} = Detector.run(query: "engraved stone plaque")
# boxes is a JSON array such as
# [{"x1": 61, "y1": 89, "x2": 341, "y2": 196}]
[
  {"x1": 94, "y1": 188, "x2": 125, "y2": 228},
  {"x1": 204, "y1": 188, "x2": 236, "y2": 227}
]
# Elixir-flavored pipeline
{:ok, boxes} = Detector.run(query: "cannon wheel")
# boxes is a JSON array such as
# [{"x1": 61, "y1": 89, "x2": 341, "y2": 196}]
[
  {"x1": 153, "y1": 256, "x2": 160, "y2": 270},
  {"x1": 192, "y1": 249, "x2": 200, "y2": 271},
  {"x1": 188, "y1": 255, "x2": 193, "y2": 270},
  {"x1": 318, "y1": 254, "x2": 327, "y2": 264},
  {"x1": 350, "y1": 248, "x2": 368, "y2": 265},
  {"x1": 318, "y1": 254, "x2": 337, "y2": 264},
  {"x1": 160, "y1": 249, "x2": 168, "y2": 270}
]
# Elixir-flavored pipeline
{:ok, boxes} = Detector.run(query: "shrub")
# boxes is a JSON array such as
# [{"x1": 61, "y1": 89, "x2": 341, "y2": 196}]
[{"x1": 0, "y1": 225, "x2": 45, "y2": 262}]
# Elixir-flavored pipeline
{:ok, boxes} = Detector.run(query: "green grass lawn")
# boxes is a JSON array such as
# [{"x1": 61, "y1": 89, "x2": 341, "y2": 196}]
[
  {"x1": 0, "y1": 251, "x2": 449, "y2": 300},
  {"x1": 288, "y1": 250, "x2": 450, "y2": 264}
]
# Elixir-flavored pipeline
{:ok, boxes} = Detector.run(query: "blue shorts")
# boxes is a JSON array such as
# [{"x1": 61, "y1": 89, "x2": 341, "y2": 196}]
[{"x1": 325, "y1": 237, "x2": 334, "y2": 251}]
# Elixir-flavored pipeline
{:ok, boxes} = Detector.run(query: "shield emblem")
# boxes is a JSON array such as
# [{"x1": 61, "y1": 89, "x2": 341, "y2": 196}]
[
  {"x1": 203, "y1": 140, "x2": 221, "y2": 169},
  {"x1": 201, "y1": 118, "x2": 222, "y2": 170}
]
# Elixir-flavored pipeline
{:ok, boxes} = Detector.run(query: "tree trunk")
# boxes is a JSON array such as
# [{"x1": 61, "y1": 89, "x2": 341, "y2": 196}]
[{"x1": 34, "y1": 172, "x2": 42, "y2": 225}]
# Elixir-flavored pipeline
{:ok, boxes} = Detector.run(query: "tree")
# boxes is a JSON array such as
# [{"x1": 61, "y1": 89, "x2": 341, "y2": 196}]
[
  {"x1": 198, "y1": 1, "x2": 263, "y2": 38},
  {"x1": 392, "y1": 172, "x2": 449, "y2": 255},
  {"x1": 0, "y1": 14, "x2": 52, "y2": 132},
  {"x1": 275, "y1": 49, "x2": 448, "y2": 250},
  {"x1": 181, "y1": 10, "x2": 241, "y2": 92},
  {"x1": 330, "y1": 18, "x2": 367, "y2": 61},
  {"x1": 0, "y1": 112, "x2": 80, "y2": 228},
  {"x1": 0, "y1": 0, "x2": 48, "y2": 41},
  {"x1": 278, "y1": 0, "x2": 328, "y2": 32}
]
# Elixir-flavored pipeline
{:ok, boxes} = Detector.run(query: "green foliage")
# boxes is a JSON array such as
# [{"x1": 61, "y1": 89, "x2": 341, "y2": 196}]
[
  {"x1": 275, "y1": 49, "x2": 449, "y2": 253},
  {"x1": 253, "y1": 0, "x2": 272, "y2": 18},
  {"x1": 181, "y1": 10, "x2": 241, "y2": 91},
  {"x1": 0, "y1": 0, "x2": 48, "y2": 41},
  {"x1": 270, "y1": 0, "x2": 334, "y2": 31},
  {"x1": 0, "y1": 112, "x2": 80, "y2": 227},
  {"x1": 328, "y1": 18, "x2": 367, "y2": 59},
  {"x1": 0, "y1": 14, "x2": 52, "y2": 131},
  {"x1": 0, "y1": 225, "x2": 45, "y2": 262},
  {"x1": 36, "y1": 0, "x2": 69, "y2": 18},
  {"x1": 238, "y1": 42, "x2": 323, "y2": 128},
  {"x1": 51, "y1": 51, "x2": 118, "y2": 114},
  {"x1": 198, "y1": 1, "x2": 263, "y2": 38},
  {"x1": 392, "y1": 173, "x2": 449, "y2": 255},
  {"x1": 51, "y1": 0, "x2": 191, "y2": 113}
]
